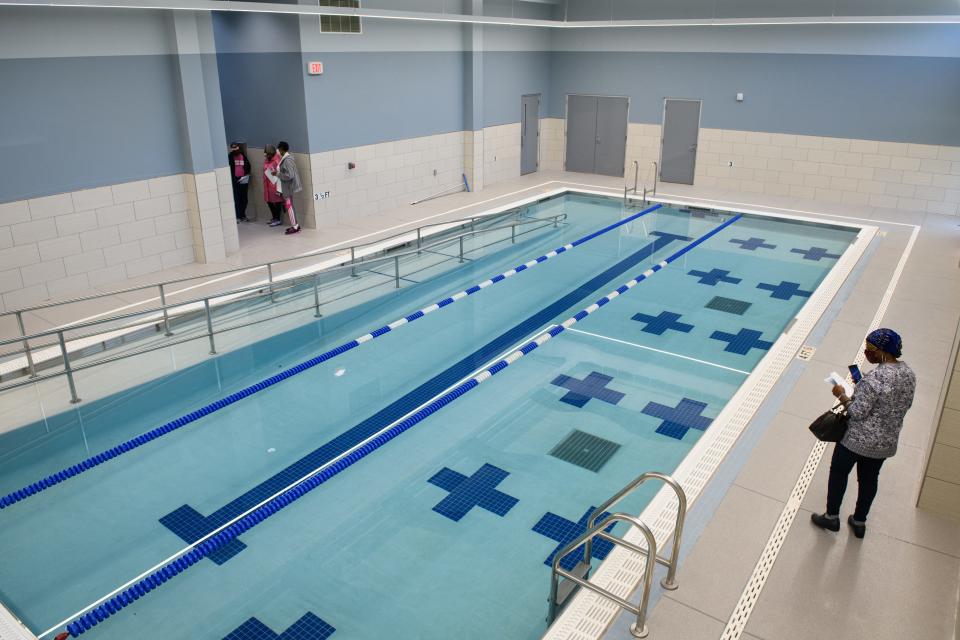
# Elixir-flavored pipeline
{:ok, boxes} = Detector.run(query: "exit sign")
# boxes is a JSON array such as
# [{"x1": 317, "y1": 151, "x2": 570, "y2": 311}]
[{"x1": 307, "y1": 61, "x2": 323, "y2": 75}]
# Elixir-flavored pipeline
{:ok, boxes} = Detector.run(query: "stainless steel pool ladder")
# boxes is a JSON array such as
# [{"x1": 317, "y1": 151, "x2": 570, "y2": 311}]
[
  {"x1": 547, "y1": 471, "x2": 686, "y2": 638},
  {"x1": 642, "y1": 161, "x2": 659, "y2": 206},
  {"x1": 623, "y1": 160, "x2": 640, "y2": 205}
]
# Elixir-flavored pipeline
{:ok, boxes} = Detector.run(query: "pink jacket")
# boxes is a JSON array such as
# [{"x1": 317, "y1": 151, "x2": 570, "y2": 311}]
[{"x1": 263, "y1": 155, "x2": 283, "y2": 203}]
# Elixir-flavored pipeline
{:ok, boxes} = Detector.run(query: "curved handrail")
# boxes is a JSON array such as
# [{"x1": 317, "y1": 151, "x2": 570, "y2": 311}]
[
  {"x1": 584, "y1": 471, "x2": 686, "y2": 590},
  {"x1": 548, "y1": 512, "x2": 658, "y2": 638}
]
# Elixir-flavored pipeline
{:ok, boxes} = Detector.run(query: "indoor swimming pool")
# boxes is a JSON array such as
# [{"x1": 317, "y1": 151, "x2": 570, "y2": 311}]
[{"x1": 0, "y1": 192, "x2": 862, "y2": 640}]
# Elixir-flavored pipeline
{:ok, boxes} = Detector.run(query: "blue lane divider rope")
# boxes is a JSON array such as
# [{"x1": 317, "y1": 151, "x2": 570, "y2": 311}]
[
  {"x1": 0, "y1": 204, "x2": 662, "y2": 511},
  {"x1": 52, "y1": 212, "x2": 739, "y2": 639}
]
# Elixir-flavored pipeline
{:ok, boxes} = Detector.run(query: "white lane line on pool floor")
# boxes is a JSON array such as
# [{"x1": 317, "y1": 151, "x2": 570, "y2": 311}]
[
  {"x1": 566, "y1": 328, "x2": 751, "y2": 375},
  {"x1": 718, "y1": 222, "x2": 919, "y2": 640}
]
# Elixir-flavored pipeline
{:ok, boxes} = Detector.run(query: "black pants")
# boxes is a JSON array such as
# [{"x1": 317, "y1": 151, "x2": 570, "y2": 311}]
[
  {"x1": 232, "y1": 182, "x2": 249, "y2": 220},
  {"x1": 267, "y1": 201, "x2": 284, "y2": 222},
  {"x1": 826, "y1": 442, "x2": 885, "y2": 521}
]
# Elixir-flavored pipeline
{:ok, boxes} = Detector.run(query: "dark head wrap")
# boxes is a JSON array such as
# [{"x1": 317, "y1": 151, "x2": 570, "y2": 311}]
[{"x1": 866, "y1": 328, "x2": 902, "y2": 358}]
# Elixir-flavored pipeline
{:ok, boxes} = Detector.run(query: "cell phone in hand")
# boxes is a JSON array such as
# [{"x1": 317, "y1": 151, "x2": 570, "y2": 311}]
[{"x1": 848, "y1": 364, "x2": 862, "y2": 384}]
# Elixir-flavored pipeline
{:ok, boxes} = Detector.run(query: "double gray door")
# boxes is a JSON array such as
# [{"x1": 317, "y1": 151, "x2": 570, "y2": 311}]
[
  {"x1": 521, "y1": 94, "x2": 540, "y2": 175},
  {"x1": 660, "y1": 98, "x2": 701, "y2": 185},
  {"x1": 565, "y1": 94, "x2": 629, "y2": 177}
]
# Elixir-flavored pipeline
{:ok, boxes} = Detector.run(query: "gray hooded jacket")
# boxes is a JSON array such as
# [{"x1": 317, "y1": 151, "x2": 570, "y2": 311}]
[{"x1": 277, "y1": 153, "x2": 302, "y2": 197}]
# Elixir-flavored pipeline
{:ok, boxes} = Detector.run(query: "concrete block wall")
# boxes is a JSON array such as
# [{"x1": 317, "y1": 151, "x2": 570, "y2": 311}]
[
  {"x1": 693, "y1": 129, "x2": 960, "y2": 215},
  {"x1": 483, "y1": 123, "x2": 522, "y2": 186},
  {"x1": 184, "y1": 169, "x2": 237, "y2": 264},
  {"x1": 918, "y1": 333, "x2": 960, "y2": 521},
  {"x1": 0, "y1": 175, "x2": 201, "y2": 312},
  {"x1": 309, "y1": 131, "x2": 464, "y2": 227},
  {"x1": 540, "y1": 118, "x2": 565, "y2": 173},
  {"x1": 540, "y1": 117, "x2": 960, "y2": 217},
  {"x1": 0, "y1": 170, "x2": 239, "y2": 313}
]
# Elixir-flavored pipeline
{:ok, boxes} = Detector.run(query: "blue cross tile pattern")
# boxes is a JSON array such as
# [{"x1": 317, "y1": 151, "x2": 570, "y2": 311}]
[
  {"x1": 428, "y1": 463, "x2": 518, "y2": 522},
  {"x1": 631, "y1": 311, "x2": 694, "y2": 335},
  {"x1": 532, "y1": 506, "x2": 615, "y2": 571},
  {"x1": 223, "y1": 613, "x2": 335, "y2": 640},
  {"x1": 159, "y1": 505, "x2": 246, "y2": 565},
  {"x1": 710, "y1": 328, "x2": 774, "y2": 355},
  {"x1": 756, "y1": 280, "x2": 813, "y2": 300},
  {"x1": 729, "y1": 237, "x2": 776, "y2": 251},
  {"x1": 790, "y1": 246, "x2": 841, "y2": 261},
  {"x1": 687, "y1": 268, "x2": 742, "y2": 286},
  {"x1": 551, "y1": 372, "x2": 626, "y2": 409},
  {"x1": 158, "y1": 231, "x2": 691, "y2": 562},
  {"x1": 641, "y1": 398, "x2": 713, "y2": 440}
]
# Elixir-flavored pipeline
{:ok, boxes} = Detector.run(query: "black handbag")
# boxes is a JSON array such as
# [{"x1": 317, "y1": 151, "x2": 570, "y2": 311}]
[{"x1": 809, "y1": 406, "x2": 849, "y2": 442}]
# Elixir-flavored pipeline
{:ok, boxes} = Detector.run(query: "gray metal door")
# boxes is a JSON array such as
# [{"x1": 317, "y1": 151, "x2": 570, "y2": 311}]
[
  {"x1": 565, "y1": 94, "x2": 629, "y2": 177},
  {"x1": 660, "y1": 99, "x2": 701, "y2": 185},
  {"x1": 594, "y1": 96, "x2": 628, "y2": 177},
  {"x1": 521, "y1": 94, "x2": 540, "y2": 175},
  {"x1": 565, "y1": 94, "x2": 598, "y2": 174}
]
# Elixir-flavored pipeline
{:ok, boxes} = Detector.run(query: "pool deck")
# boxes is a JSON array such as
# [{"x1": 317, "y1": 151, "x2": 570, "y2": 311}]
[{"x1": 1, "y1": 170, "x2": 958, "y2": 640}]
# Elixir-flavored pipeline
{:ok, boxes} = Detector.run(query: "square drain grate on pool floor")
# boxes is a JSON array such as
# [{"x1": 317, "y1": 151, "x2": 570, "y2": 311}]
[
  {"x1": 549, "y1": 430, "x2": 621, "y2": 472},
  {"x1": 705, "y1": 296, "x2": 752, "y2": 315}
]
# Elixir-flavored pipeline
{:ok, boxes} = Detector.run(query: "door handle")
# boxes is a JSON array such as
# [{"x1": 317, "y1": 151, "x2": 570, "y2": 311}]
[{"x1": 689, "y1": 144, "x2": 698, "y2": 151}]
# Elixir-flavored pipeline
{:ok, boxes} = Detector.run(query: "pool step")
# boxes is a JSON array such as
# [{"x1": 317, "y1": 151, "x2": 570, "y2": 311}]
[{"x1": 554, "y1": 561, "x2": 591, "y2": 608}]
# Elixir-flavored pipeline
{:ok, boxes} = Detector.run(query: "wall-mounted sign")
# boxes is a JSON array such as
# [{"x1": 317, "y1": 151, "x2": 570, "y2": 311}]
[
  {"x1": 307, "y1": 61, "x2": 324, "y2": 75},
  {"x1": 314, "y1": 191, "x2": 331, "y2": 200}
]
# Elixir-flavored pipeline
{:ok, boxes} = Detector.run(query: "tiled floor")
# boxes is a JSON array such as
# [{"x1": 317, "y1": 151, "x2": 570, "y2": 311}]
[{"x1": 1, "y1": 170, "x2": 958, "y2": 639}]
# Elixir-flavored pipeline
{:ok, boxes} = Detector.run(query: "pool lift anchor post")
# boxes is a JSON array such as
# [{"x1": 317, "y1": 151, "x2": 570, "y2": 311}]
[
  {"x1": 57, "y1": 330, "x2": 81, "y2": 404},
  {"x1": 312, "y1": 274, "x2": 322, "y2": 318},
  {"x1": 158, "y1": 283, "x2": 174, "y2": 337}
]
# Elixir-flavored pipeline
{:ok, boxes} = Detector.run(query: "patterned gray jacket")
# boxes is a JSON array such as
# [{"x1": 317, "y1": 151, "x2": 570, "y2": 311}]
[{"x1": 841, "y1": 361, "x2": 916, "y2": 459}]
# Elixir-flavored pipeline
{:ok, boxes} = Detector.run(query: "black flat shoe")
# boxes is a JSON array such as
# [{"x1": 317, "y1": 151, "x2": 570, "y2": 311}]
[
  {"x1": 811, "y1": 512, "x2": 840, "y2": 532},
  {"x1": 847, "y1": 515, "x2": 866, "y2": 539}
]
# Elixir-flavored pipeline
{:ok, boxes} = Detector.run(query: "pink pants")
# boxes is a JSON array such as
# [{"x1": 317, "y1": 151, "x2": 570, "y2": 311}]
[{"x1": 284, "y1": 198, "x2": 298, "y2": 227}]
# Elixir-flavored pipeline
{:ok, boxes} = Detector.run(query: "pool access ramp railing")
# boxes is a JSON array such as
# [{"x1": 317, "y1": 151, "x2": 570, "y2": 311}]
[
  {"x1": 548, "y1": 472, "x2": 687, "y2": 639},
  {"x1": 0, "y1": 209, "x2": 568, "y2": 402}
]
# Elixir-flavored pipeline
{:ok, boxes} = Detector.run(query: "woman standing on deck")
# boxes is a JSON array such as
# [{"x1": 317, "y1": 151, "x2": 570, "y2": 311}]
[{"x1": 811, "y1": 328, "x2": 916, "y2": 538}]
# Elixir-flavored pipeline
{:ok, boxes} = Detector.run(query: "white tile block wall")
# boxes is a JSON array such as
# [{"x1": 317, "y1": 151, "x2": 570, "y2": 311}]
[
  {"x1": 0, "y1": 172, "x2": 238, "y2": 313},
  {"x1": 541, "y1": 117, "x2": 960, "y2": 217},
  {"x1": 464, "y1": 130, "x2": 484, "y2": 192},
  {"x1": 692, "y1": 128, "x2": 960, "y2": 215},
  {"x1": 309, "y1": 131, "x2": 465, "y2": 227},
  {"x1": 540, "y1": 118, "x2": 565, "y2": 172},
  {"x1": 483, "y1": 123, "x2": 522, "y2": 187}
]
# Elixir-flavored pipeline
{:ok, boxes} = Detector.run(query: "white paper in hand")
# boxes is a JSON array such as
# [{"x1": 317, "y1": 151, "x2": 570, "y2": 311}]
[{"x1": 825, "y1": 372, "x2": 854, "y2": 397}]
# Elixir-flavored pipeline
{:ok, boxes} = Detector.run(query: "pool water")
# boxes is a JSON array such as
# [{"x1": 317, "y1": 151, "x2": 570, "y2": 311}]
[{"x1": 0, "y1": 193, "x2": 858, "y2": 640}]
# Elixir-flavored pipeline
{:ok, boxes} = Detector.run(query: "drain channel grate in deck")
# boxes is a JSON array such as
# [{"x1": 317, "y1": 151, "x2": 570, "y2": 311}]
[
  {"x1": 705, "y1": 296, "x2": 752, "y2": 316},
  {"x1": 549, "y1": 430, "x2": 621, "y2": 472}
]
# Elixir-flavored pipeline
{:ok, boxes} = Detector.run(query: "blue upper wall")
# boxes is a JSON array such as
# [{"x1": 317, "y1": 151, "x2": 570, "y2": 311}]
[
  {"x1": 548, "y1": 52, "x2": 960, "y2": 146},
  {"x1": 2, "y1": 6, "x2": 959, "y2": 204},
  {"x1": 216, "y1": 52, "x2": 311, "y2": 152},
  {"x1": 302, "y1": 52, "x2": 466, "y2": 151},
  {"x1": 0, "y1": 55, "x2": 190, "y2": 203},
  {"x1": 483, "y1": 51, "x2": 550, "y2": 127}
]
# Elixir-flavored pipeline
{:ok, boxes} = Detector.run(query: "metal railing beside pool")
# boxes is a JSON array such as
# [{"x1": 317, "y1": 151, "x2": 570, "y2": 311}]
[
  {"x1": 0, "y1": 212, "x2": 567, "y2": 404},
  {"x1": 0, "y1": 205, "x2": 548, "y2": 364}
]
